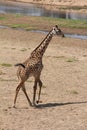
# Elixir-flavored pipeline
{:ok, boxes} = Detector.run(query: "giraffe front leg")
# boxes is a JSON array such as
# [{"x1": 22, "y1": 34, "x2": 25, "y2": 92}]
[
  {"x1": 33, "y1": 79, "x2": 37, "y2": 106},
  {"x1": 36, "y1": 79, "x2": 43, "y2": 104}
]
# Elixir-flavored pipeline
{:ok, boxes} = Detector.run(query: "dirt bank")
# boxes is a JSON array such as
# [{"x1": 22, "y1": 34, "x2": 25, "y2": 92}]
[
  {"x1": 0, "y1": 13, "x2": 87, "y2": 36},
  {"x1": 0, "y1": 27, "x2": 87, "y2": 130},
  {"x1": 3, "y1": 0, "x2": 87, "y2": 6},
  {"x1": 1, "y1": 0, "x2": 87, "y2": 15}
]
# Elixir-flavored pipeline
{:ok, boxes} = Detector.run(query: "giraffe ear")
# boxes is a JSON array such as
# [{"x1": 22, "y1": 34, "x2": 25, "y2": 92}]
[{"x1": 55, "y1": 25, "x2": 59, "y2": 29}]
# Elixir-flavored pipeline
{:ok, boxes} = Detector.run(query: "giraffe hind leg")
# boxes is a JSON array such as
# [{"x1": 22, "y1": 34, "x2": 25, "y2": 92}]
[
  {"x1": 13, "y1": 81, "x2": 24, "y2": 108},
  {"x1": 22, "y1": 85, "x2": 32, "y2": 106}
]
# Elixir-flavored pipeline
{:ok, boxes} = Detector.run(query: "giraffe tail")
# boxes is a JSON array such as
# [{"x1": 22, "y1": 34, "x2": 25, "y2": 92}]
[{"x1": 14, "y1": 63, "x2": 25, "y2": 68}]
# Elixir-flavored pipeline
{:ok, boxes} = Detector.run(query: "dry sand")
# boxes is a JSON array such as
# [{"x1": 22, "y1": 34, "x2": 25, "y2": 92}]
[{"x1": 0, "y1": 28, "x2": 87, "y2": 130}]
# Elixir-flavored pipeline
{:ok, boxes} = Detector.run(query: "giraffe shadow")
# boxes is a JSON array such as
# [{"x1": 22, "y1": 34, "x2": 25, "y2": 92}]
[{"x1": 35, "y1": 101, "x2": 87, "y2": 109}]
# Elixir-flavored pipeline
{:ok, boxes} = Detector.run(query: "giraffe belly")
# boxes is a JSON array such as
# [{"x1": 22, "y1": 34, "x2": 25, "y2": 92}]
[{"x1": 29, "y1": 63, "x2": 43, "y2": 78}]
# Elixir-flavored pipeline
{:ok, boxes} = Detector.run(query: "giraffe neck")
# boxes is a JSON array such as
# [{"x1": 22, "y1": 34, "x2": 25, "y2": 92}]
[{"x1": 30, "y1": 30, "x2": 53, "y2": 59}]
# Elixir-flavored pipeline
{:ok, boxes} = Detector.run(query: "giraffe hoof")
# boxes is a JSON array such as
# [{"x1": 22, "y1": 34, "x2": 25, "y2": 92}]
[
  {"x1": 13, "y1": 105, "x2": 16, "y2": 108},
  {"x1": 36, "y1": 100, "x2": 39, "y2": 104},
  {"x1": 32, "y1": 104, "x2": 37, "y2": 108},
  {"x1": 30, "y1": 103, "x2": 33, "y2": 107},
  {"x1": 36, "y1": 100, "x2": 42, "y2": 104}
]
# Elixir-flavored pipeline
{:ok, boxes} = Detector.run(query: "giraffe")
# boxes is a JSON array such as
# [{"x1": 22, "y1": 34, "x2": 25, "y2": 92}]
[{"x1": 13, "y1": 25, "x2": 64, "y2": 107}]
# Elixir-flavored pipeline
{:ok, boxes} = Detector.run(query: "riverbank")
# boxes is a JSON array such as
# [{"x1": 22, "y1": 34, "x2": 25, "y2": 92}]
[
  {"x1": 3, "y1": 0, "x2": 87, "y2": 6},
  {"x1": 1, "y1": 0, "x2": 87, "y2": 13},
  {"x1": 0, "y1": 14, "x2": 87, "y2": 36}
]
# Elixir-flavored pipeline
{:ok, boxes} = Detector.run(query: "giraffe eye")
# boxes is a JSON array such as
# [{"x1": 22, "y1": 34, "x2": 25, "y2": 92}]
[{"x1": 54, "y1": 28, "x2": 56, "y2": 31}]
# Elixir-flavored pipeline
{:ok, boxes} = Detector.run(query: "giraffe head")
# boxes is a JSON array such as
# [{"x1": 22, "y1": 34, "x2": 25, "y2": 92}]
[{"x1": 52, "y1": 25, "x2": 65, "y2": 37}]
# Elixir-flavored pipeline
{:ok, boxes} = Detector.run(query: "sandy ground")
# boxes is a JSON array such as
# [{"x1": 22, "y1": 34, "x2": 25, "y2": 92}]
[{"x1": 0, "y1": 27, "x2": 87, "y2": 130}]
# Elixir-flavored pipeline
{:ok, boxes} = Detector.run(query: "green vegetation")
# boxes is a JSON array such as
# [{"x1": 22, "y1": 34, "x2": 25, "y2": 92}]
[
  {"x1": 0, "y1": 63, "x2": 12, "y2": 67},
  {"x1": 59, "y1": 5, "x2": 87, "y2": 10},
  {"x1": 27, "y1": 80, "x2": 33, "y2": 83},
  {"x1": 10, "y1": 23, "x2": 28, "y2": 28},
  {"x1": 11, "y1": 17, "x2": 87, "y2": 29},
  {"x1": 42, "y1": 85, "x2": 46, "y2": 88},
  {"x1": 20, "y1": 48, "x2": 27, "y2": 52},
  {"x1": 0, "y1": 16, "x2": 7, "y2": 20},
  {"x1": 66, "y1": 57, "x2": 78, "y2": 62},
  {"x1": 53, "y1": 55, "x2": 65, "y2": 59},
  {"x1": 43, "y1": 17, "x2": 87, "y2": 28},
  {"x1": 11, "y1": 48, "x2": 16, "y2": 50},
  {"x1": 25, "y1": 27, "x2": 36, "y2": 31},
  {"x1": 9, "y1": 23, "x2": 35, "y2": 30},
  {"x1": 0, "y1": 77, "x2": 17, "y2": 82},
  {"x1": 66, "y1": 89, "x2": 79, "y2": 95},
  {"x1": 0, "y1": 70, "x2": 5, "y2": 75},
  {"x1": 0, "y1": 14, "x2": 87, "y2": 30},
  {"x1": 15, "y1": 14, "x2": 23, "y2": 18},
  {"x1": 70, "y1": 90, "x2": 79, "y2": 95}
]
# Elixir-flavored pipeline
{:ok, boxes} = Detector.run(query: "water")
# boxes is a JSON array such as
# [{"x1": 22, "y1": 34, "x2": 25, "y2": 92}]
[
  {"x1": 0, "y1": 25, "x2": 87, "y2": 40},
  {"x1": 0, "y1": 2, "x2": 87, "y2": 40},
  {"x1": 31, "y1": 30, "x2": 87, "y2": 40},
  {"x1": 0, "y1": 2, "x2": 87, "y2": 20},
  {"x1": 65, "y1": 34, "x2": 87, "y2": 40},
  {"x1": 0, "y1": 25, "x2": 9, "y2": 29}
]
